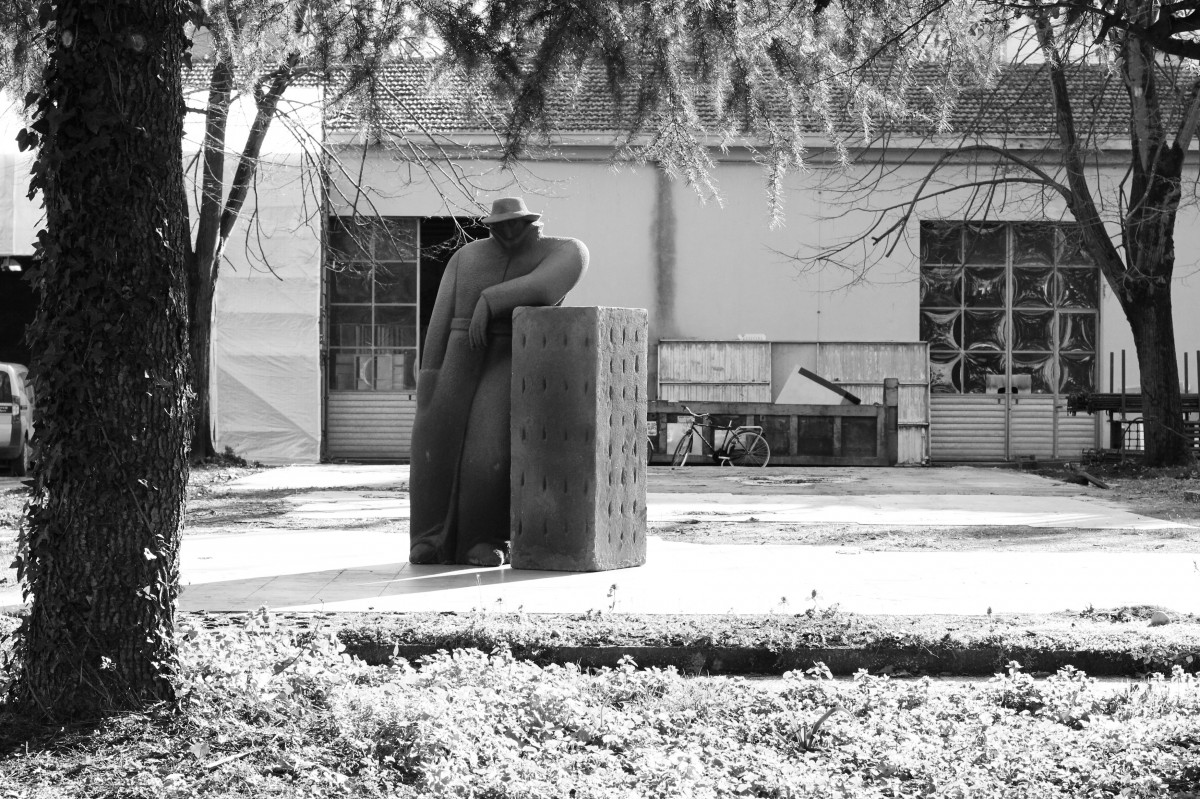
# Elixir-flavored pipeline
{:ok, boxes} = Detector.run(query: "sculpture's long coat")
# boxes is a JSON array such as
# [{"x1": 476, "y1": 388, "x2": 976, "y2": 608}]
[{"x1": 409, "y1": 227, "x2": 588, "y2": 563}]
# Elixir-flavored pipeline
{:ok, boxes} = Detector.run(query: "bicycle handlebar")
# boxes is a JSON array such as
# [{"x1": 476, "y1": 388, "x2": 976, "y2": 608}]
[{"x1": 681, "y1": 404, "x2": 713, "y2": 422}]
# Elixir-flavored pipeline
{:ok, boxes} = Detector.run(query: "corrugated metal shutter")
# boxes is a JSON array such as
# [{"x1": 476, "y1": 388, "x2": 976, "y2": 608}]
[
  {"x1": 1009, "y1": 396, "x2": 1056, "y2": 459},
  {"x1": 326, "y1": 392, "x2": 416, "y2": 460},
  {"x1": 1057, "y1": 412, "x2": 1098, "y2": 459},
  {"x1": 930, "y1": 395, "x2": 1007, "y2": 461},
  {"x1": 931, "y1": 395, "x2": 1099, "y2": 461}
]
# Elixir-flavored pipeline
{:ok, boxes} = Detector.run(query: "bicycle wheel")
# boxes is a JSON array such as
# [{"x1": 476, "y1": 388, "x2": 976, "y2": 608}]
[
  {"x1": 672, "y1": 432, "x2": 693, "y2": 467},
  {"x1": 727, "y1": 431, "x2": 770, "y2": 467}
]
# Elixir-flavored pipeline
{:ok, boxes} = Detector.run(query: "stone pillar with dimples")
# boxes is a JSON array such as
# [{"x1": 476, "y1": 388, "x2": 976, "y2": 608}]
[{"x1": 510, "y1": 306, "x2": 648, "y2": 571}]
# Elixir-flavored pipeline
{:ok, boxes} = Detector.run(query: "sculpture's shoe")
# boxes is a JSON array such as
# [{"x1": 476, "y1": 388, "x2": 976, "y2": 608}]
[
  {"x1": 408, "y1": 542, "x2": 440, "y2": 564},
  {"x1": 465, "y1": 544, "x2": 506, "y2": 567}
]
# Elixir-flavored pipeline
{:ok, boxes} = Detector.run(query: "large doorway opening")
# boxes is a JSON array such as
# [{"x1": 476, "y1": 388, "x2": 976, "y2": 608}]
[
  {"x1": 418, "y1": 216, "x2": 489, "y2": 358},
  {"x1": 323, "y1": 215, "x2": 487, "y2": 461},
  {"x1": 0, "y1": 257, "x2": 37, "y2": 365}
]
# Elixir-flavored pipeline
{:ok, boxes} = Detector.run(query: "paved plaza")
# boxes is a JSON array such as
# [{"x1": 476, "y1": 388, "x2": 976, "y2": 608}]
[{"x1": 2, "y1": 464, "x2": 1195, "y2": 616}]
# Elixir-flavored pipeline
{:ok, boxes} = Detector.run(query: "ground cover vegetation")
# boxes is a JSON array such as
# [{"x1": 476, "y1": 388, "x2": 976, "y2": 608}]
[
  {"x1": 0, "y1": 0, "x2": 1197, "y2": 731},
  {"x1": 1, "y1": 609, "x2": 1200, "y2": 797},
  {"x1": 3, "y1": 461, "x2": 1200, "y2": 792}
]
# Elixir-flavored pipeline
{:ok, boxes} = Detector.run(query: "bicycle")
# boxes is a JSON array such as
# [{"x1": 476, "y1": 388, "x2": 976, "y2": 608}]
[{"x1": 671, "y1": 404, "x2": 770, "y2": 467}]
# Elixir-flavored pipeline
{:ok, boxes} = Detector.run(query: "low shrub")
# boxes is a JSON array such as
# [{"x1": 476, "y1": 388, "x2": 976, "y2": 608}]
[{"x1": 2, "y1": 611, "x2": 1198, "y2": 797}]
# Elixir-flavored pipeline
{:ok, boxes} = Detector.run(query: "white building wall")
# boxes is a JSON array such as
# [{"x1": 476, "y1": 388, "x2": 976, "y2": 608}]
[
  {"x1": 666, "y1": 168, "x2": 918, "y2": 343},
  {"x1": 334, "y1": 144, "x2": 1200, "y2": 406}
]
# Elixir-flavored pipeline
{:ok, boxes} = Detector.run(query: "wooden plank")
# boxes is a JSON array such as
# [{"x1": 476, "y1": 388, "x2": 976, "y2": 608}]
[
  {"x1": 650, "y1": 400, "x2": 883, "y2": 417},
  {"x1": 658, "y1": 341, "x2": 771, "y2": 384}
]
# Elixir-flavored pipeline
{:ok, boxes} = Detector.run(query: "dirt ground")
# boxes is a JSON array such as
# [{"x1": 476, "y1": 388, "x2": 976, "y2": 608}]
[
  {"x1": 650, "y1": 460, "x2": 1200, "y2": 552},
  {"x1": 177, "y1": 459, "x2": 1200, "y2": 552},
  {"x1": 2, "y1": 460, "x2": 1200, "y2": 584}
]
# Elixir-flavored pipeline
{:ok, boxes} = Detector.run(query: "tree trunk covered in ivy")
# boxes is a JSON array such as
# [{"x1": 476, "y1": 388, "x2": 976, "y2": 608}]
[{"x1": 12, "y1": 0, "x2": 191, "y2": 718}]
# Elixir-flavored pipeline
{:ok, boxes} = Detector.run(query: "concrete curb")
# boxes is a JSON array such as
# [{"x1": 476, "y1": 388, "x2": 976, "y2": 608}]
[{"x1": 340, "y1": 639, "x2": 1198, "y2": 678}]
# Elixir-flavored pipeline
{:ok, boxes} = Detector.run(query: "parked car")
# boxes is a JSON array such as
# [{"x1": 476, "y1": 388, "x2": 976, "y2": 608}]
[{"x1": 0, "y1": 362, "x2": 34, "y2": 476}]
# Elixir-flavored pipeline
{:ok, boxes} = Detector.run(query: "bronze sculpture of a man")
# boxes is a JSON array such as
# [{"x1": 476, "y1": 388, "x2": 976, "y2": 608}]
[{"x1": 408, "y1": 197, "x2": 589, "y2": 566}]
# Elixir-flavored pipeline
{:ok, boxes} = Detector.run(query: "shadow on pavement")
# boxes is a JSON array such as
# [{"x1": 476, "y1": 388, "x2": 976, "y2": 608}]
[{"x1": 179, "y1": 561, "x2": 573, "y2": 611}]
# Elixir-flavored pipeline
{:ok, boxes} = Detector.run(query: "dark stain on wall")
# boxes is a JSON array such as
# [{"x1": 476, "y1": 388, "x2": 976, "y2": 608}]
[{"x1": 651, "y1": 167, "x2": 677, "y2": 399}]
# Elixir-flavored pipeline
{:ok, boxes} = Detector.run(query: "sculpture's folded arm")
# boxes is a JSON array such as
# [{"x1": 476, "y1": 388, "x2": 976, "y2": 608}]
[{"x1": 480, "y1": 238, "x2": 589, "y2": 316}]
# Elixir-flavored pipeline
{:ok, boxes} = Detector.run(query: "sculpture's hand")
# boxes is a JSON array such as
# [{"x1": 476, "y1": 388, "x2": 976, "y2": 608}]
[{"x1": 468, "y1": 295, "x2": 491, "y2": 350}]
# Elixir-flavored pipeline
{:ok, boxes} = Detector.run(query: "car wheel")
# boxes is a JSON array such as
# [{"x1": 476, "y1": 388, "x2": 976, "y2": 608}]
[{"x1": 10, "y1": 439, "x2": 29, "y2": 476}]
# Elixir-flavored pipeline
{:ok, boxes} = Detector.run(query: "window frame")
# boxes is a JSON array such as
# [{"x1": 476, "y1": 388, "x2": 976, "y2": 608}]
[
  {"x1": 325, "y1": 217, "x2": 421, "y2": 393},
  {"x1": 919, "y1": 221, "x2": 1099, "y2": 395}
]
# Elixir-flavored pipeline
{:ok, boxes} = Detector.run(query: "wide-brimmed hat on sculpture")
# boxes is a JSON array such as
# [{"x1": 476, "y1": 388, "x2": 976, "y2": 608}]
[{"x1": 482, "y1": 197, "x2": 542, "y2": 225}]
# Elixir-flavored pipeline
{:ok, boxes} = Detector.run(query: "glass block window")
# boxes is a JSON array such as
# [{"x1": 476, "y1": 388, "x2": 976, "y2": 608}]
[
  {"x1": 327, "y1": 218, "x2": 419, "y2": 391},
  {"x1": 919, "y1": 221, "x2": 1099, "y2": 394}
]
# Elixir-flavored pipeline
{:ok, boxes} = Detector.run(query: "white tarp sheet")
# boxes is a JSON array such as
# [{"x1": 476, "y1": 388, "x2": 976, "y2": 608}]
[
  {"x1": 196, "y1": 88, "x2": 324, "y2": 464},
  {"x1": 0, "y1": 99, "x2": 41, "y2": 255}
]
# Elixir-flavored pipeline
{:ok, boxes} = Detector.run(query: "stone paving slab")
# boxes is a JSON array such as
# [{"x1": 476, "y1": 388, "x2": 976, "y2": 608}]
[{"x1": 171, "y1": 533, "x2": 1200, "y2": 616}]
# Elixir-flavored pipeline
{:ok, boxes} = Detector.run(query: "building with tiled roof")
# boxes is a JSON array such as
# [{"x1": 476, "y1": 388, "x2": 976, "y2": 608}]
[
  {"x1": 304, "y1": 54, "x2": 1200, "y2": 467},
  {"x1": 6, "y1": 54, "x2": 1200, "y2": 467},
  {"x1": 328, "y1": 59, "x2": 1142, "y2": 144}
]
